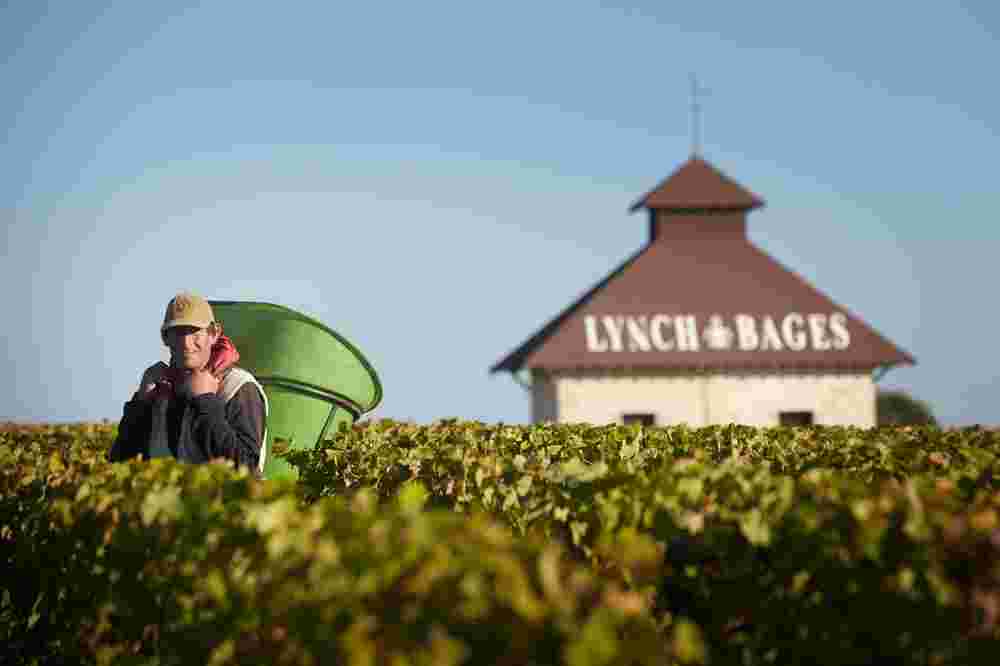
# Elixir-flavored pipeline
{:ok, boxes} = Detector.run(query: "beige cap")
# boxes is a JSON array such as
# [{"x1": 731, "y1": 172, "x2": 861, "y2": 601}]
[{"x1": 161, "y1": 292, "x2": 215, "y2": 333}]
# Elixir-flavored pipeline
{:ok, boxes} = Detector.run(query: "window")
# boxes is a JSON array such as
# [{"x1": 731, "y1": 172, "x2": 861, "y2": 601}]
[
  {"x1": 780, "y1": 411, "x2": 814, "y2": 426},
  {"x1": 623, "y1": 413, "x2": 656, "y2": 426}
]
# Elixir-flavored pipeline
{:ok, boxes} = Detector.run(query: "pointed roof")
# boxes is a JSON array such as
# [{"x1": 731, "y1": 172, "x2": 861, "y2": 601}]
[
  {"x1": 490, "y1": 238, "x2": 915, "y2": 373},
  {"x1": 493, "y1": 155, "x2": 913, "y2": 373},
  {"x1": 629, "y1": 155, "x2": 765, "y2": 212}
]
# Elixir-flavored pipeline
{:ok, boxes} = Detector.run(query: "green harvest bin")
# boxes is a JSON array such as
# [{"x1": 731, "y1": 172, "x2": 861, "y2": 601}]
[{"x1": 209, "y1": 301, "x2": 382, "y2": 480}]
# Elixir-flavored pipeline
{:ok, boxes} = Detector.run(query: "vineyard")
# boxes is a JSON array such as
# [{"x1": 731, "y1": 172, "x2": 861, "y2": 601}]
[{"x1": 2, "y1": 420, "x2": 999, "y2": 665}]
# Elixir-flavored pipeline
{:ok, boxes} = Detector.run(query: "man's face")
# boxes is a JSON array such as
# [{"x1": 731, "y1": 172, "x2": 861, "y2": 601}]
[{"x1": 164, "y1": 325, "x2": 218, "y2": 371}]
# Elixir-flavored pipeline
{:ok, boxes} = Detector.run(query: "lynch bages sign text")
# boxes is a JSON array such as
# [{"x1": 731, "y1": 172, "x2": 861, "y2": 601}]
[{"x1": 583, "y1": 313, "x2": 851, "y2": 353}]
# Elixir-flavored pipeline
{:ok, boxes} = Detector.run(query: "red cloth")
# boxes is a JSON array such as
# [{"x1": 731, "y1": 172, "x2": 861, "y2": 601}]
[
  {"x1": 150, "y1": 335, "x2": 240, "y2": 399},
  {"x1": 206, "y1": 334, "x2": 240, "y2": 376}
]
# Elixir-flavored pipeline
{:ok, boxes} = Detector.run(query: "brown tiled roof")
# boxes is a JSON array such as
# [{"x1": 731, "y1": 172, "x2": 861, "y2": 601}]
[
  {"x1": 491, "y1": 236, "x2": 915, "y2": 372},
  {"x1": 629, "y1": 155, "x2": 765, "y2": 212},
  {"x1": 493, "y1": 155, "x2": 914, "y2": 373}
]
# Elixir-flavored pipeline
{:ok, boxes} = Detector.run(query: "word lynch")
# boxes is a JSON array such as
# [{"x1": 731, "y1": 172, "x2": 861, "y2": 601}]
[{"x1": 583, "y1": 313, "x2": 851, "y2": 353}]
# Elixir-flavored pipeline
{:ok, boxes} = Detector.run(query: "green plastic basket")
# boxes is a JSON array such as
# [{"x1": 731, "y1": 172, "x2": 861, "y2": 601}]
[{"x1": 209, "y1": 301, "x2": 382, "y2": 480}]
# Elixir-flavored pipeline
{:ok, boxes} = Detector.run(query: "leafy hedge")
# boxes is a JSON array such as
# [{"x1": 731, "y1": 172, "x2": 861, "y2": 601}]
[
  {"x1": 4, "y1": 420, "x2": 1000, "y2": 665},
  {"x1": 289, "y1": 420, "x2": 1000, "y2": 665},
  {"x1": 291, "y1": 420, "x2": 1000, "y2": 493},
  {"x1": 0, "y1": 424, "x2": 668, "y2": 665}
]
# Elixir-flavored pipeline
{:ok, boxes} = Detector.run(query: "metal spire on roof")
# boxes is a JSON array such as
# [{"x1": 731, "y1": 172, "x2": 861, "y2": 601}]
[{"x1": 690, "y1": 74, "x2": 710, "y2": 157}]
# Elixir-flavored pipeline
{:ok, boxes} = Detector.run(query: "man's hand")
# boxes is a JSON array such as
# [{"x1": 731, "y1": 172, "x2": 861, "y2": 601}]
[
  {"x1": 136, "y1": 362, "x2": 170, "y2": 401},
  {"x1": 183, "y1": 368, "x2": 221, "y2": 398}
]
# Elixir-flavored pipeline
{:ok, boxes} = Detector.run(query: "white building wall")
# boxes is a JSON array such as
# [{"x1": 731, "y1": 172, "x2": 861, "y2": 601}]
[
  {"x1": 530, "y1": 369, "x2": 875, "y2": 427},
  {"x1": 530, "y1": 371, "x2": 559, "y2": 423}
]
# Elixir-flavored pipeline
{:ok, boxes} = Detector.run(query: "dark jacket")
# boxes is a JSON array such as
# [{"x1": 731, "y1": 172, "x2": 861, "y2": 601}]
[{"x1": 108, "y1": 372, "x2": 265, "y2": 475}]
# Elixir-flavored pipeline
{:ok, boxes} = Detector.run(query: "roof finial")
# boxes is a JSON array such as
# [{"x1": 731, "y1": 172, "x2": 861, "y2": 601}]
[{"x1": 690, "y1": 74, "x2": 709, "y2": 157}]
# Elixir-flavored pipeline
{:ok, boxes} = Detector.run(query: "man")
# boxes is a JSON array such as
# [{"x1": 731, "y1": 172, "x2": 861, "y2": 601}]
[{"x1": 109, "y1": 292, "x2": 268, "y2": 477}]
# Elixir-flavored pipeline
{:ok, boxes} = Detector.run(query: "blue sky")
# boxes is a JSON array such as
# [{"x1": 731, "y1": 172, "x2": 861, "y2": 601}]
[{"x1": 2, "y1": 1, "x2": 997, "y2": 426}]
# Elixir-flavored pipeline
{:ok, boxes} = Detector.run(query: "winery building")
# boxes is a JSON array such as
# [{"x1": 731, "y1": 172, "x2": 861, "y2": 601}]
[{"x1": 490, "y1": 155, "x2": 915, "y2": 427}]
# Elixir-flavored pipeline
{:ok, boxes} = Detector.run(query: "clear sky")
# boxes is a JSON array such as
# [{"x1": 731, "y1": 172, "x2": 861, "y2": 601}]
[{"x1": 2, "y1": 1, "x2": 997, "y2": 426}]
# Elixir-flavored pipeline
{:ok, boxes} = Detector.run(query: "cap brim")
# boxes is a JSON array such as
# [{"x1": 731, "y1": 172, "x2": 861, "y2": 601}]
[{"x1": 161, "y1": 319, "x2": 214, "y2": 332}]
